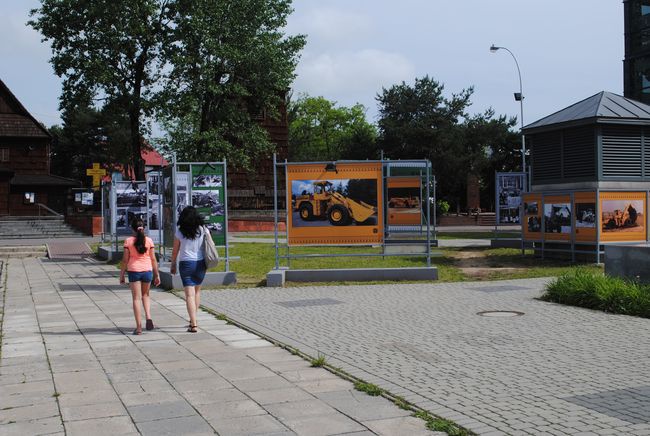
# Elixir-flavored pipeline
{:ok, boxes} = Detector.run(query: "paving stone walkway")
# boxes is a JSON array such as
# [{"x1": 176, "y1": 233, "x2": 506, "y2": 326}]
[
  {"x1": 200, "y1": 280, "x2": 650, "y2": 435},
  {"x1": 0, "y1": 257, "x2": 436, "y2": 436}
]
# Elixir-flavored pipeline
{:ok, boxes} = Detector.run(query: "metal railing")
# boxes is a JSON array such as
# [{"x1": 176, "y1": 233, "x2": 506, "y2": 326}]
[{"x1": 36, "y1": 203, "x2": 63, "y2": 218}]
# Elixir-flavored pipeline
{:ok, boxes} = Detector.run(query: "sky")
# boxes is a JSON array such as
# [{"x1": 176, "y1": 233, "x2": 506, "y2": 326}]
[{"x1": 1, "y1": 1, "x2": 623, "y2": 131}]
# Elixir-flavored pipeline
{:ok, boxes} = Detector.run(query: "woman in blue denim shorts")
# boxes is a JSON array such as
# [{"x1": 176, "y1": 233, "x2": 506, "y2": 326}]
[{"x1": 170, "y1": 206, "x2": 209, "y2": 332}]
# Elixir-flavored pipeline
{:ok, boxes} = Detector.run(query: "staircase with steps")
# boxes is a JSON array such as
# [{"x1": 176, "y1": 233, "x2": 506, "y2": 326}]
[
  {"x1": 0, "y1": 216, "x2": 85, "y2": 239},
  {"x1": 0, "y1": 245, "x2": 48, "y2": 258}
]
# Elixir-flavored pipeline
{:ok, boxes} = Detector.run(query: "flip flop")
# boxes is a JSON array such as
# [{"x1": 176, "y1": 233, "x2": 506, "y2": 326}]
[
  {"x1": 133, "y1": 328, "x2": 142, "y2": 335},
  {"x1": 187, "y1": 325, "x2": 197, "y2": 333},
  {"x1": 146, "y1": 319, "x2": 154, "y2": 331}
]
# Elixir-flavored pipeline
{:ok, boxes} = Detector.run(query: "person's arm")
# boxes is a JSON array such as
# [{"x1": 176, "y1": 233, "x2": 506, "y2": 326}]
[
  {"x1": 119, "y1": 248, "x2": 130, "y2": 284},
  {"x1": 170, "y1": 238, "x2": 181, "y2": 274},
  {"x1": 150, "y1": 242, "x2": 161, "y2": 286}
]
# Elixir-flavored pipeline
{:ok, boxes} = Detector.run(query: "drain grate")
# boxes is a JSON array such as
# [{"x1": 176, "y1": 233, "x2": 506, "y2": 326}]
[
  {"x1": 477, "y1": 310, "x2": 524, "y2": 317},
  {"x1": 472, "y1": 285, "x2": 529, "y2": 293},
  {"x1": 274, "y1": 298, "x2": 343, "y2": 308}
]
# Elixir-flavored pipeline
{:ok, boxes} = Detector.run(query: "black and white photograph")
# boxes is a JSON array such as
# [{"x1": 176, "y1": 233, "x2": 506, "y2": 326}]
[
  {"x1": 116, "y1": 208, "x2": 128, "y2": 229},
  {"x1": 193, "y1": 174, "x2": 222, "y2": 188},
  {"x1": 576, "y1": 203, "x2": 596, "y2": 228},
  {"x1": 496, "y1": 173, "x2": 525, "y2": 225},
  {"x1": 177, "y1": 173, "x2": 189, "y2": 191},
  {"x1": 192, "y1": 190, "x2": 224, "y2": 216},
  {"x1": 177, "y1": 192, "x2": 188, "y2": 214},
  {"x1": 527, "y1": 216, "x2": 541, "y2": 233},
  {"x1": 525, "y1": 201, "x2": 538, "y2": 215},
  {"x1": 116, "y1": 182, "x2": 146, "y2": 207},
  {"x1": 544, "y1": 203, "x2": 572, "y2": 234},
  {"x1": 149, "y1": 199, "x2": 160, "y2": 230},
  {"x1": 147, "y1": 175, "x2": 160, "y2": 196}
]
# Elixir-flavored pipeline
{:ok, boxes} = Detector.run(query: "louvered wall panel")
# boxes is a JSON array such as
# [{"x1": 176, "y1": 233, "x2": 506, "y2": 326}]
[
  {"x1": 562, "y1": 126, "x2": 596, "y2": 178},
  {"x1": 601, "y1": 125, "x2": 642, "y2": 178},
  {"x1": 531, "y1": 131, "x2": 562, "y2": 183}
]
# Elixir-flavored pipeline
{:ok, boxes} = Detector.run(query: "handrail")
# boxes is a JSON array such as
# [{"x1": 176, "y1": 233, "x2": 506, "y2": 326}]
[{"x1": 36, "y1": 203, "x2": 63, "y2": 218}]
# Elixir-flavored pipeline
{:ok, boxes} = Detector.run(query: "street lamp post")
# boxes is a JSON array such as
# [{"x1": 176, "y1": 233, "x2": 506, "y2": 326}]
[{"x1": 490, "y1": 44, "x2": 526, "y2": 175}]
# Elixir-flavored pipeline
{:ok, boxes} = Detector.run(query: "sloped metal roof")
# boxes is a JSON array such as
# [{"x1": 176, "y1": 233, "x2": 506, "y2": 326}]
[{"x1": 524, "y1": 91, "x2": 650, "y2": 131}]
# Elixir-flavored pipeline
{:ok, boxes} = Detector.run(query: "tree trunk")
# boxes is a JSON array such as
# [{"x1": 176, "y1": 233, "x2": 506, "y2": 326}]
[{"x1": 129, "y1": 110, "x2": 144, "y2": 180}]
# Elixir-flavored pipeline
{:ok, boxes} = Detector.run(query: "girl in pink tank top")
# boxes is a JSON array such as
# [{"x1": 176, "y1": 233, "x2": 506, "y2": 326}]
[{"x1": 119, "y1": 219, "x2": 160, "y2": 335}]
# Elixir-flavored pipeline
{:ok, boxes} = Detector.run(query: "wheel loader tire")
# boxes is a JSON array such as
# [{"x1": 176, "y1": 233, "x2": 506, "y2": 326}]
[
  {"x1": 298, "y1": 203, "x2": 314, "y2": 221},
  {"x1": 328, "y1": 205, "x2": 350, "y2": 226}
]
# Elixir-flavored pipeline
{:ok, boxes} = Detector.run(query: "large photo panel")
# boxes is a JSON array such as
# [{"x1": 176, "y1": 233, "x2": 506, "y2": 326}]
[
  {"x1": 600, "y1": 192, "x2": 646, "y2": 242},
  {"x1": 191, "y1": 163, "x2": 226, "y2": 246},
  {"x1": 287, "y1": 162, "x2": 383, "y2": 245},
  {"x1": 387, "y1": 177, "x2": 422, "y2": 226}
]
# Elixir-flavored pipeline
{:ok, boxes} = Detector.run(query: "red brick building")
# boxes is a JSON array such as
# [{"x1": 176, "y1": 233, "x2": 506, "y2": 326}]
[{"x1": 0, "y1": 79, "x2": 79, "y2": 216}]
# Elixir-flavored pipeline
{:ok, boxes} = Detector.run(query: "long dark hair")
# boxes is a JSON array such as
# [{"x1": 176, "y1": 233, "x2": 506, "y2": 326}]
[
  {"x1": 178, "y1": 206, "x2": 204, "y2": 239},
  {"x1": 131, "y1": 218, "x2": 147, "y2": 254}
]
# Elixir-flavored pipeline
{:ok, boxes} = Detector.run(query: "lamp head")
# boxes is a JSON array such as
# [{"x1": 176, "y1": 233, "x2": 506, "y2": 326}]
[{"x1": 490, "y1": 44, "x2": 500, "y2": 53}]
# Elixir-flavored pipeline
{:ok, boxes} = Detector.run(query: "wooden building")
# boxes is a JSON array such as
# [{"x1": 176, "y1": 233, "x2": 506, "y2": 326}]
[
  {"x1": 227, "y1": 104, "x2": 288, "y2": 211},
  {"x1": 0, "y1": 79, "x2": 79, "y2": 216}
]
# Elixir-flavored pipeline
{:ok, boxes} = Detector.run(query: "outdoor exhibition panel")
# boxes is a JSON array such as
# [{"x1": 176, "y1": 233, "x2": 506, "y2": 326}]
[
  {"x1": 286, "y1": 162, "x2": 383, "y2": 246},
  {"x1": 522, "y1": 189, "x2": 649, "y2": 261},
  {"x1": 496, "y1": 172, "x2": 526, "y2": 225},
  {"x1": 271, "y1": 155, "x2": 436, "y2": 284}
]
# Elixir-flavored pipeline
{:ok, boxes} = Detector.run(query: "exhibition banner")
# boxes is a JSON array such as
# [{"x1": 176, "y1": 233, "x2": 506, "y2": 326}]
[
  {"x1": 191, "y1": 164, "x2": 226, "y2": 246},
  {"x1": 496, "y1": 172, "x2": 526, "y2": 225},
  {"x1": 574, "y1": 192, "x2": 597, "y2": 242},
  {"x1": 146, "y1": 173, "x2": 162, "y2": 243},
  {"x1": 287, "y1": 162, "x2": 383, "y2": 245},
  {"x1": 600, "y1": 192, "x2": 646, "y2": 242},
  {"x1": 386, "y1": 177, "x2": 422, "y2": 226},
  {"x1": 522, "y1": 194, "x2": 542, "y2": 238},
  {"x1": 114, "y1": 181, "x2": 148, "y2": 236},
  {"x1": 542, "y1": 195, "x2": 571, "y2": 240}
]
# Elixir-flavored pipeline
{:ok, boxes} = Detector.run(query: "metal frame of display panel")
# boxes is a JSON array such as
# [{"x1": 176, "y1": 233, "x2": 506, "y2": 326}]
[
  {"x1": 523, "y1": 188, "x2": 650, "y2": 263},
  {"x1": 272, "y1": 154, "x2": 435, "y2": 270}
]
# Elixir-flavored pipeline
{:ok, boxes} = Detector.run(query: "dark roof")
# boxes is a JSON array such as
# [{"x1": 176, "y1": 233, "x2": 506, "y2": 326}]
[
  {"x1": 524, "y1": 91, "x2": 650, "y2": 132},
  {"x1": 0, "y1": 79, "x2": 51, "y2": 139},
  {"x1": 11, "y1": 174, "x2": 80, "y2": 187}
]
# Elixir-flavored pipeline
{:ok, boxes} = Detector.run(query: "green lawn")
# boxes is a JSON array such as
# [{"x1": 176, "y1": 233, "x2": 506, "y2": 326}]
[
  {"x1": 436, "y1": 231, "x2": 520, "y2": 239},
  {"x1": 205, "y1": 243, "x2": 601, "y2": 287}
]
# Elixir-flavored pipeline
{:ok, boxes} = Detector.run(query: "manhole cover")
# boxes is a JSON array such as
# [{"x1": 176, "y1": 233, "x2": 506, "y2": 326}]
[{"x1": 477, "y1": 310, "x2": 524, "y2": 317}]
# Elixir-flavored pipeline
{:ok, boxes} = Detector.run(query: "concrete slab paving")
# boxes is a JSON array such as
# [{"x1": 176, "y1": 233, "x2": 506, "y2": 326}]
[
  {"x1": 199, "y1": 278, "x2": 650, "y2": 435},
  {"x1": 0, "y1": 257, "x2": 433, "y2": 435}
]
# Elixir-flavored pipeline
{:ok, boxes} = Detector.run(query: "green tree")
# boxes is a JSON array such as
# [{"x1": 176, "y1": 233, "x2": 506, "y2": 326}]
[
  {"x1": 159, "y1": 0, "x2": 305, "y2": 169},
  {"x1": 29, "y1": 0, "x2": 170, "y2": 180},
  {"x1": 49, "y1": 101, "x2": 131, "y2": 183},
  {"x1": 288, "y1": 95, "x2": 378, "y2": 161},
  {"x1": 376, "y1": 76, "x2": 471, "y2": 210},
  {"x1": 376, "y1": 76, "x2": 519, "y2": 211},
  {"x1": 460, "y1": 109, "x2": 520, "y2": 209}
]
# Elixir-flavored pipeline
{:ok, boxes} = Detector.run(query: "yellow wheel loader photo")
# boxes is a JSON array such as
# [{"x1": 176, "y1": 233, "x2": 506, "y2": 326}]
[{"x1": 294, "y1": 181, "x2": 376, "y2": 226}]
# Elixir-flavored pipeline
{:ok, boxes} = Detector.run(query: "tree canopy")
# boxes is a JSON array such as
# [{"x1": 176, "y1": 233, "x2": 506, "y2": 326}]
[
  {"x1": 30, "y1": 0, "x2": 304, "y2": 178},
  {"x1": 376, "y1": 76, "x2": 520, "y2": 210},
  {"x1": 287, "y1": 95, "x2": 377, "y2": 162}
]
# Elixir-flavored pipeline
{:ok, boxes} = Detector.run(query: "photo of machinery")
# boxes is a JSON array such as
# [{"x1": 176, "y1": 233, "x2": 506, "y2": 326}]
[{"x1": 291, "y1": 179, "x2": 377, "y2": 227}]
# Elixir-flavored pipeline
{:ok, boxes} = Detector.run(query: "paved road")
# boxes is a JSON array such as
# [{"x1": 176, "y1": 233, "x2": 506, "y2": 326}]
[
  {"x1": 0, "y1": 257, "x2": 436, "y2": 435},
  {"x1": 201, "y1": 280, "x2": 650, "y2": 435}
]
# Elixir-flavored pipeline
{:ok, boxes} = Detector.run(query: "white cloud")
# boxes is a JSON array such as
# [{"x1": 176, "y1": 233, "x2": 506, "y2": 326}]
[
  {"x1": 293, "y1": 49, "x2": 415, "y2": 110},
  {"x1": 289, "y1": 7, "x2": 374, "y2": 47}
]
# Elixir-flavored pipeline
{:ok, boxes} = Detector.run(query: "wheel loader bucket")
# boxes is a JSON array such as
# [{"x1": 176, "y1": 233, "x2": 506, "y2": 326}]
[{"x1": 347, "y1": 199, "x2": 376, "y2": 222}]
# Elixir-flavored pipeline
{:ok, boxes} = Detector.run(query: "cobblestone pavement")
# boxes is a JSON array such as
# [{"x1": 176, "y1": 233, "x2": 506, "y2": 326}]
[
  {"x1": 200, "y1": 279, "x2": 650, "y2": 435},
  {"x1": 0, "y1": 257, "x2": 436, "y2": 436}
]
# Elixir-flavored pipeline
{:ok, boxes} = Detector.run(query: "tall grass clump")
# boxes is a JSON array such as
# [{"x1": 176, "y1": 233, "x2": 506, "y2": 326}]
[{"x1": 541, "y1": 268, "x2": 650, "y2": 318}]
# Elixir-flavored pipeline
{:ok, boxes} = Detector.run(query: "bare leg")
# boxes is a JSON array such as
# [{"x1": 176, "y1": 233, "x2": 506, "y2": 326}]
[
  {"x1": 141, "y1": 281, "x2": 152, "y2": 321},
  {"x1": 184, "y1": 285, "x2": 197, "y2": 328},
  {"x1": 130, "y1": 281, "x2": 143, "y2": 331},
  {"x1": 194, "y1": 285, "x2": 201, "y2": 313}
]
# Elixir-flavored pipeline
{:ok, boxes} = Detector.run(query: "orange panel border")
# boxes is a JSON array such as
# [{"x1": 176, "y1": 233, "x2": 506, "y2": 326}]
[
  {"x1": 286, "y1": 163, "x2": 383, "y2": 245},
  {"x1": 599, "y1": 191, "x2": 646, "y2": 242}
]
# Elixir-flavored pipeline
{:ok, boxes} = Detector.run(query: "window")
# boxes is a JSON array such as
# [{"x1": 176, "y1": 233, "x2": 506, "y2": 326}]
[{"x1": 0, "y1": 148, "x2": 8, "y2": 162}]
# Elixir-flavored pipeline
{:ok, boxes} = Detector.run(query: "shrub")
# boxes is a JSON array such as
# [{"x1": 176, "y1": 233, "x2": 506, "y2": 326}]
[{"x1": 541, "y1": 268, "x2": 650, "y2": 318}]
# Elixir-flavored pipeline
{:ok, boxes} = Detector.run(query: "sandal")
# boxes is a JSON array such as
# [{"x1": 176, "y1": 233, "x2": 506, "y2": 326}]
[
  {"x1": 146, "y1": 319, "x2": 154, "y2": 331},
  {"x1": 133, "y1": 327, "x2": 142, "y2": 335},
  {"x1": 187, "y1": 325, "x2": 198, "y2": 333}
]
